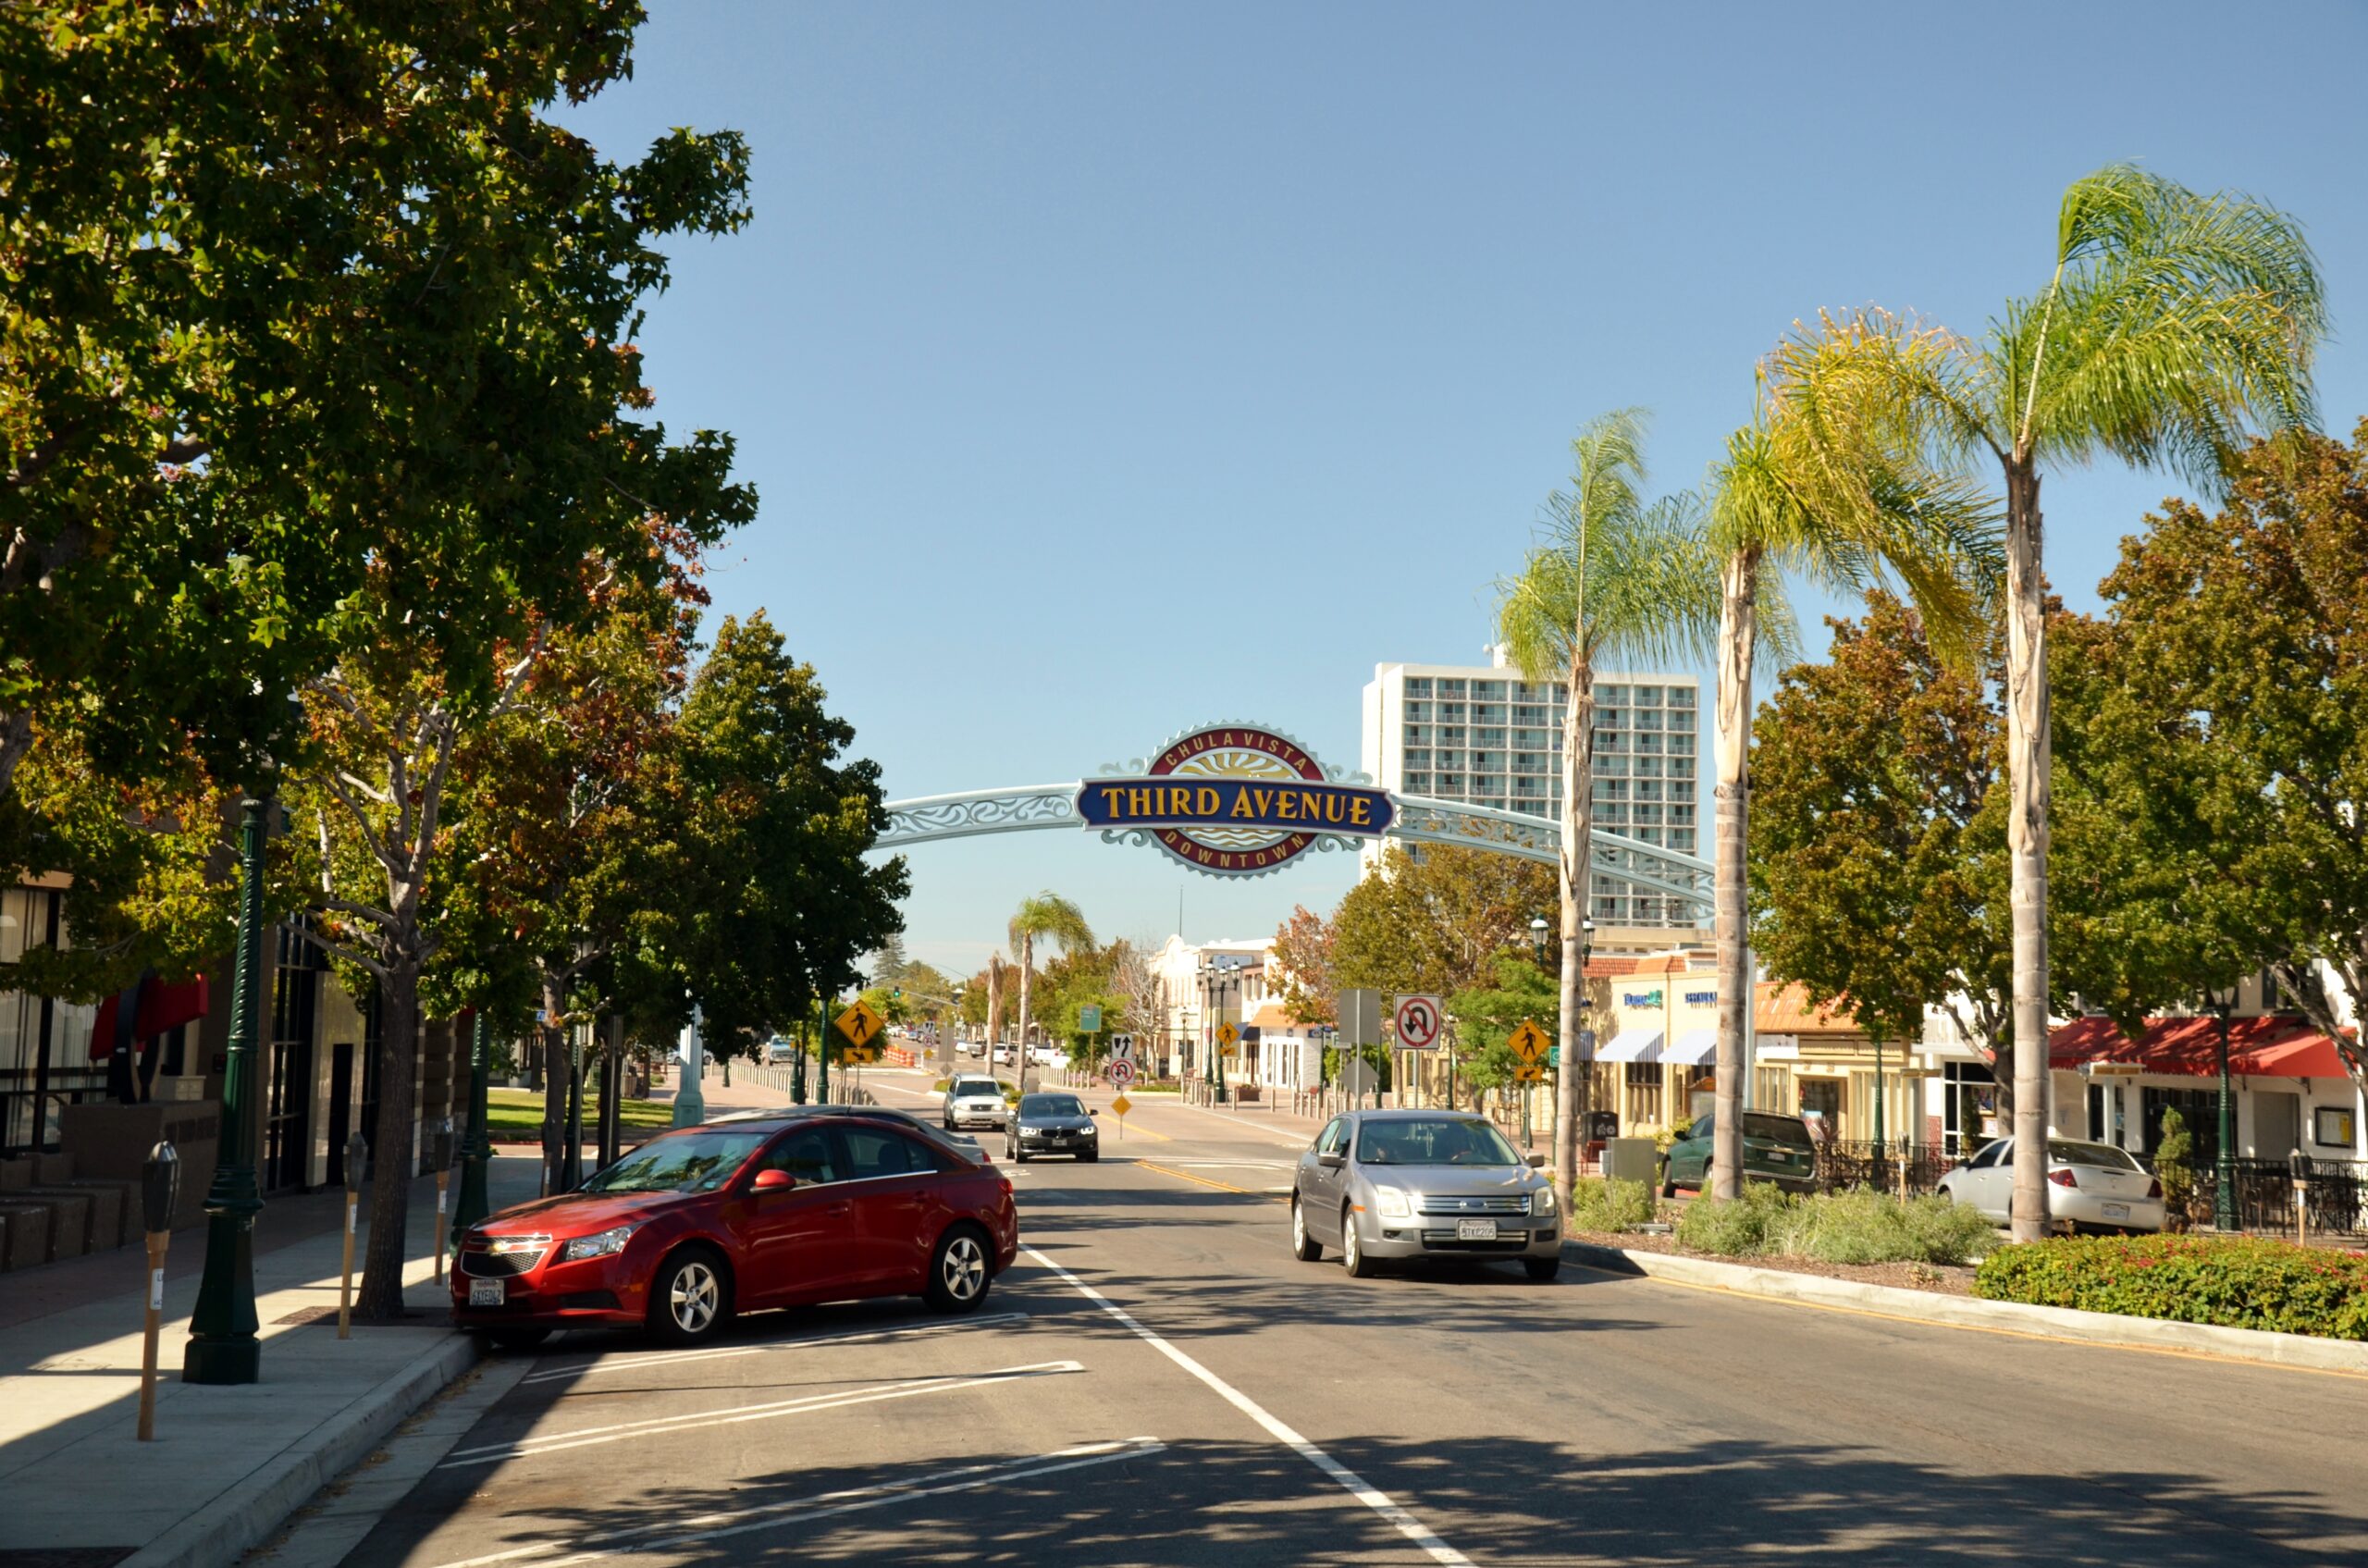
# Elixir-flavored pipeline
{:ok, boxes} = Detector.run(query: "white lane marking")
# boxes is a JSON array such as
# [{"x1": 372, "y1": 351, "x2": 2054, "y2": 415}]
[
  {"x1": 438, "y1": 1361, "x2": 1082, "y2": 1468},
  {"x1": 424, "y1": 1438, "x2": 1166, "y2": 1568},
  {"x1": 1169, "y1": 1102, "x2": 1324, "y2": 1149},
  {"x1": 520, "y1": 1312, "x2": 1030, "y2": 1386},
  {"x1": 1019, "y1": 1245, "x2": 1474, "y2": 1566}
]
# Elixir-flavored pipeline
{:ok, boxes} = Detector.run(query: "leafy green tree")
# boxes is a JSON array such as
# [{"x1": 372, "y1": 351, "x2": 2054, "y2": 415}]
[
  {"x1": 1333, "y1": 845, "x2": 1559, "y2": 1001},
  {"x1": 1006, "y1": 893, "x2": 1092, "y2": 1067},
  {"x1": 2080, "y1": 424, "x2": 2368, "y2": 1093},
  {"x1": 656, "y1": 612, "x2": 908, "y2": 1057},
  {"x1": 1447, "y1": 951, "x2": 1560, "y2": 1110},
  {"x1": 1496, "y1": 409, "x2": 1722, "y2": 1208},
  {"x1": 1766, "y1": 165, "x2": 2325, "y2": 1240},
  {"x1": 1, "y1": 4, "x2": 755, "y2": 809},
  {"x1": 1269, "y1": 906, "x2": 1338, "y2": 1026}
]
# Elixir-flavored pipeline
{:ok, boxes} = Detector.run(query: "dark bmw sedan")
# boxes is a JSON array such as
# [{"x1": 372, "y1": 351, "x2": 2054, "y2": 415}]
[
  {"x1": 1006, "y1": 1092, "x2": 1100, "y2": 1162},
  {"x1": 451, "y1": 1112, "x2": 1018, "y2": 1349}
]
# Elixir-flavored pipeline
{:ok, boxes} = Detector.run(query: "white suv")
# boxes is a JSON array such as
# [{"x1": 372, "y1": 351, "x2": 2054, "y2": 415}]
[{"x1": 944, "y1": 1075, "x2": 1009, "y2": 1130}]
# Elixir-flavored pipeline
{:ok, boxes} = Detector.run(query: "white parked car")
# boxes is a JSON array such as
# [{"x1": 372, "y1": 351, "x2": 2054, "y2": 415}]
[
  {"x1": 1937, "y1": 1136, "x2": 2165, "y2": 1233},
  {"x1": 992, "y1": 1044, "x2": 1016, "y2": 1066},
  {"x1": 762, "y1": 1036, "x2": 798, "y2": 1065},
  {"x1": 1030, "y1": 1042, "x2": 1062, "y2": 1068}
]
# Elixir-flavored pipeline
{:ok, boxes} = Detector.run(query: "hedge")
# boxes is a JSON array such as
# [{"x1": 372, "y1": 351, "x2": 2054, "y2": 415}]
[
  {"x1": 1973, "y1": 1234, "x2": 2368, "y2": 1340},
  {"x1": 1675, "y1": 1183, "x2": 1996, "y2": 1266}
]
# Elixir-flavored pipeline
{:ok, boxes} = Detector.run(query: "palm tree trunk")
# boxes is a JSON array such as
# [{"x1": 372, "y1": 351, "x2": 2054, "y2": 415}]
[
  {"x1": 2004, "y1": 461, "x2": 2052, "y2": 1241},
  {"x1": 1710, "y1": 546, "x2": 1759, "y2": 1201},
  {"x1": 1553, "y1": 643, "x2": 1597, "y2": 1212},
  {"x1": 1015, "y1": 936, "x2": 1033, "y2": 1085},
  {"x1": 985, "y1": 957, "x2": 1004, "y2": 1057}
]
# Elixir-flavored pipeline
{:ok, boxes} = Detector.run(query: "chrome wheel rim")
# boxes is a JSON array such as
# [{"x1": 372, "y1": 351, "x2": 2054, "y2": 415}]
[
  {"x1": 942, "y1": 1234, "x2": 986, "y2": 1302},
  {"x1": 1343, "y1": 1213, "x2": 1360, "y2": 1269},
  {"x1": 1291, "y1": 1201, "x2": 1307, "y2": 1252},
  {"x1": 670, "y1": 1260, "x2": 720, "y2": 1333}
]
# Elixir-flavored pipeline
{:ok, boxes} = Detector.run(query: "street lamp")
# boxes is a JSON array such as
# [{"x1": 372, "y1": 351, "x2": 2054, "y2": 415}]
[
  {"x1": 184, "y1": 691, "x2": 302, "y2": 1386},
  {"x1": 1528, "y1": 915, "x2": 1548, "y2": 965},
  {"x1": 451, "y1": 1010, "x2": 494, "y2": 1248},
  {"x1": 2205, "y1": 982, "x2": 2238, "y2": 1231}
]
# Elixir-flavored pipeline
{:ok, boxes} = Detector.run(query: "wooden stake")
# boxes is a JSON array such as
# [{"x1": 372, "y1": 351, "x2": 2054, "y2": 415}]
[{"x1": 138, "y1": 1231, "x2": 166, "y2": 1440}]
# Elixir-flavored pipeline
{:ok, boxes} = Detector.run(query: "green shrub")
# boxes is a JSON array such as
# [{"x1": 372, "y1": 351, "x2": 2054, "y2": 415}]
[
  {"x1": 1974, "y1": 1234, "x2": 2368, "y2": 1340},
  {"x1": 1778, "y1": 1189, "x2": 1997, "y2": 1266},
  {"x1": 1675, "y1": 1182, "x2": 1796, "y2": 1254},
  {"x1": 1677, "y1": 1185, "x2": 1995, "y2": 1265},
  {"x1": 1566, "y1": 1178, "x2": 1658, "y2": 1232}
]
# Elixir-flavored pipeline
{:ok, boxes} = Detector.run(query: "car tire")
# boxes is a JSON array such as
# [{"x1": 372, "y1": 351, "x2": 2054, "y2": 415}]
[
  {"x1": 1523, "y1": 1257, "x2": 1560, "y2": 1283},
  {"x1": 1079, "y1": 1150, "x2": 1098, "y2": 1163},
  {"x1": 481, "y1": 1327, "x2": 551, "y2": 1352},
  {"x1": 648, "y1": 1246, "x2": 732, "y2": 1347},
  {"x1": 925, "y1": 1224, "x2": 994, "y2": 1313},
  {"x1": 1290, "y1": 1195, "x2": 1324, "y2": 1261},
  {"x1": 1341, "y1": 1206, "x2": 1378, "y2": 1278},
  {"x1": 1659, "y1": 1164, "x2": 1678, "y2": 1200}
]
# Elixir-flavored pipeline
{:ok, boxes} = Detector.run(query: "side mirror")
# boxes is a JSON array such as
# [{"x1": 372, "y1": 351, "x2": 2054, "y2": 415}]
[
  {"x1": 1526, "y1": 1154, "x2": 1547, "y2": 1169},
  {"x1": 1088, "y1": 1108, "x2": 1099, "y2": 1117},
  {"x1": 752, "y1": 1168, "x2": 796, "y2": 1192},
  {"x1": 1316, "y1": 1151, "x2": 1346, "y2": 1169}
]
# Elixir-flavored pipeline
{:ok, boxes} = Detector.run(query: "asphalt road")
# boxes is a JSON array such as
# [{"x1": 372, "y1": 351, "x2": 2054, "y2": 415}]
[{"x1": 276, "y1": 1068, "x2": 2368, "y2": 1568}]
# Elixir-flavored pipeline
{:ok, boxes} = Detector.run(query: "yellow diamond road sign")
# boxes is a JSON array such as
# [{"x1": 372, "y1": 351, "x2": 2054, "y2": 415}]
[
  {"x1": 1508, "y1": 1019, "x2": 1548, "y2": 1063},
  {"x1": 1216, "y1": 1021, "x2": 1240, "y2": 1055},
  {"x1": 836, "y1": 999, "x2": 885, "y2": 1049},
  {"x1": 1111, "y1": 1093, "x2": 1132, "y2": 1117}
]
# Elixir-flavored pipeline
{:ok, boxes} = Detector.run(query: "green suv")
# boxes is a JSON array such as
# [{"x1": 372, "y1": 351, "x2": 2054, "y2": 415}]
[{"x1": 1659, "y1": 1111, "x2": 1819, "y2": 1196}]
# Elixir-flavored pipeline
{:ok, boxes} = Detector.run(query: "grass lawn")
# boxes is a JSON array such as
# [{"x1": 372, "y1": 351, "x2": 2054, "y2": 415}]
[{"x1": 483, "y1": 1086, "x2": 676, "y2": 1139}]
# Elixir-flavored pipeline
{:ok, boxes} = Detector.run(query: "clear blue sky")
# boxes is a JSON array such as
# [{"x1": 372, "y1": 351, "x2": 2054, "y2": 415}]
[{"x1": 561, "y1": 2, "x2": 2368, "y2": 980}]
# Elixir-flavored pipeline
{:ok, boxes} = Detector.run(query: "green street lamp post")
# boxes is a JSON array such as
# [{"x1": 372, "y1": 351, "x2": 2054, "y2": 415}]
[
  {"x1": 451, "y1": 1011, "x2": 493, "y2": 1247},
  {"x1": 181, "y1": 796, "x2": 272, "y2": 1385},
  {"x1": 815, "y1": 996, "x2": 832, "y2": 1105},
  {"x1": 2208, "y1": 988, "x2": 2238, "y2": 1231}
]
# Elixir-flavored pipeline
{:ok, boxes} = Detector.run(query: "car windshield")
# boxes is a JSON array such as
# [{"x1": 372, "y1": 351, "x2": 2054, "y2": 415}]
[
  {"x1": 1354, "y1": 1117, "x2": 1520, "y2": 1167},
  {"x1": 2051, "y1": 1139, "x2": 2141, "y2": 1170},
  {"x1": 1022, "y1": 1094, "x2": 1084, "y2": 1117},
  {"x1": 954, "y1": 1080, "x2": 1000, "y2": 1097},
  {"x1": 1744, "y1": 1113, "x2": 1816, "y2": 1147},
  {"x1": 580, "y1": 1130, "x2": 769, "y2": 1194}
]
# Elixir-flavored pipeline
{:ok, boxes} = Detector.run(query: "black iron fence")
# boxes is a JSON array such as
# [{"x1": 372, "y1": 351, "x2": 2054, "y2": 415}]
[
  {"x1": 2193, "y1": 1157, "x2": 2368, "y2": 1237},
  {"x1": 1810, "y1": 1140, "x2": 1961, "y2": 1197}
]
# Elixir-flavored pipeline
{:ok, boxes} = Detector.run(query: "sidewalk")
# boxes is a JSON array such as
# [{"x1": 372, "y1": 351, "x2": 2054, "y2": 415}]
[{"x1": 0, "y1": 1154, "x2": 541, "y2": 1568}]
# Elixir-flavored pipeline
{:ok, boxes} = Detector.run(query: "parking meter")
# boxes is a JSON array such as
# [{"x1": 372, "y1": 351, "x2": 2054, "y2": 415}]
[
  {"x1": 338, "y1": 1131, "x2": 367, "y2": 1339},
  {"x1": 137, "y1": 1142, "x2": 179, "y2": 1440},
  {"x1": 429, "y1": 1121, "x2": 456, "y2": 1281}
]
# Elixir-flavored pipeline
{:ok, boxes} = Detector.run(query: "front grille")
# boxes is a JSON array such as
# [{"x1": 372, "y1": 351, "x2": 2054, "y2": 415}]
[
  {"x1": 1415, "y1": 1193, "x2": 1528, "y2": 1216},
  {"x1": 461, "y1": 1239, "x2": 550, "y2": 1278},
  {"x1": 1419, "y1": 1231, "x2": 1533, "y2": 1253}
]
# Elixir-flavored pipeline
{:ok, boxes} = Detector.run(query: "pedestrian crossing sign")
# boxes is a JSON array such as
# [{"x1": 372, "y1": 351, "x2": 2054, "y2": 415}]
[
  {"x1": 1508, "y1": 1019, "x2": 1548, "y2": 1063},
  {"x1": 836, "y1": 998, "x2": 886, "y2": 1048}
]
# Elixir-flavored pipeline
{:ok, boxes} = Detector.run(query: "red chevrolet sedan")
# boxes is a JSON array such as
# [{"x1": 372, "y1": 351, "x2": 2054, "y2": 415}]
[{"x1": 451, "y1": 1112, "x2": 1018, "y2": 1349}]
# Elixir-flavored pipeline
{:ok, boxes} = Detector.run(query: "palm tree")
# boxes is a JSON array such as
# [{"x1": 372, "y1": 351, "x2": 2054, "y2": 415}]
[
  {"x1": 1008, "y1": 892, "x2": 1094, "y2": 1085},
  {"x1": 1764, "y1": 165, "x2": 2324, "y2": 1239},
  {"x1": 1497, "y1": 409, "x2": 1725, "y2": 1215},
  {"x1": 1700, "y1": 418, "x2": 1999, "y2": 1199}
]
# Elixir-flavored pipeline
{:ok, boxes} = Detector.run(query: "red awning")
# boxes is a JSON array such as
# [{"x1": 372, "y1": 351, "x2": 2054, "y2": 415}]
[
  {"x1": 2050, "y1": 1015, "x2": 2352, "y2": 1080},
  {"x1": 88, "y1": 975, "x2": 211, "y2": 1060}
]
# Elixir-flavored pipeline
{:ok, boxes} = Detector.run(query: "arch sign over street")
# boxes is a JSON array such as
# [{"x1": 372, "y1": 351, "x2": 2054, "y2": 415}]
[{"x1": 877, "y1": 718, "x2": 1711, "y2": 909}]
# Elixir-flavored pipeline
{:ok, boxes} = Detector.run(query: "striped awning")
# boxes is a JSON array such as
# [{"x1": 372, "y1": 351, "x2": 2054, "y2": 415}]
[
  {"x1": 1597, "y1": 1028, "x2": 1664, "y2": 1064},
  {"x1": 1661, "y1": 1028, "x2": 1718, "y2": 1068}
]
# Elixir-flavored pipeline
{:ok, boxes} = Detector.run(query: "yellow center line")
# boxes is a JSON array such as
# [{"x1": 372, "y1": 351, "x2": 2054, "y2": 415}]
[
  {"x1": 1135, "y1": 1159, "x2": 1289, "y2": 1203},
  {"x1": 1567, "y1": 1259, "x2": 2368, "y2": 1383}
]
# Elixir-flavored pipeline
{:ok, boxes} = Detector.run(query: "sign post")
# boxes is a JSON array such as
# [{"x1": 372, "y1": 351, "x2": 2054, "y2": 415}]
[
  {"x1": 429, "y1": 1122, "x2": 455, "y2": 1284},
  {"x1": 1338, "y1": 989, "x2": 1382, "y2": 1112},
  {"x1": 137, "y1": 1142, "x2": 179, "y2": 1442}
]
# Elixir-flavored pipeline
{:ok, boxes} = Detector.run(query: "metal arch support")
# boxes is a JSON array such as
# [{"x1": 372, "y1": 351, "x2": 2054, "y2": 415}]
[
  {"x1": 874, "y1": 785, "x2": 1079, "y2": 847},
  {"x1": 1387, "y1": 794, "x2": 1712, "y2": 911},
  {"x1": 878, "y1": 784, "x2": 1710, "y2": 909}
]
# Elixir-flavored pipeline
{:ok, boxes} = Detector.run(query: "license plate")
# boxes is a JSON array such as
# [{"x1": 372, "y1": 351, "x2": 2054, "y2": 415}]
[
  {"x1": 1455, "y1": 1218, "x2": 1498, "y2": 1241},
  {"x1": 2102, "y1": 1203, "x2": 2129, "y2": 1220},
  {"x1": 469, "y1": 1278, "x2": 505, "y2": 1307}
]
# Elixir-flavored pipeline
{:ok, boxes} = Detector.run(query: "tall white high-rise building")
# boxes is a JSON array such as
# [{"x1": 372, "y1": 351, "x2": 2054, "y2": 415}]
[{"x1": 1361, "y1": 650, "x2": 1703, "y2": 929}]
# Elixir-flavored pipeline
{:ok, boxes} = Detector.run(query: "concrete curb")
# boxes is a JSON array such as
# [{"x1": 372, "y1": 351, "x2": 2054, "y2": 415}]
[
  {"x1": 1562, "y1": 1239, "x2": 2368, "y2": 1377},
  {"x1": 116, "y1": 1331, "x2": 482, "y2": 1568}
]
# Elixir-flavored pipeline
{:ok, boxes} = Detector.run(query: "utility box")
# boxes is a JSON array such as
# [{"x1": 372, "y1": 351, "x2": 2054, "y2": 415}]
[{"x1": 1603, "y1": 1137, "x2": 1660, "y2": 1185}]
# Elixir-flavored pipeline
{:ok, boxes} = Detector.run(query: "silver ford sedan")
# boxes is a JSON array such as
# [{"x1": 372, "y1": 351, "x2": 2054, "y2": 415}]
[{"x1": 1291, "y1": 1109, "x2": 1560, "y2": 1280}]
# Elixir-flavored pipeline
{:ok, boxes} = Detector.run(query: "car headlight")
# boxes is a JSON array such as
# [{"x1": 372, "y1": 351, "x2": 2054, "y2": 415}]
[
  {"x1": 561, "y1": 1225, "x2": 636, "y2": 1262},
  {"x1": 1532, "y1": 1186, "x2": 1557, "y2": 1217},
  {"x1": 1374, "y1": 1187, "x2": 1412, "y2": 1219}
]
